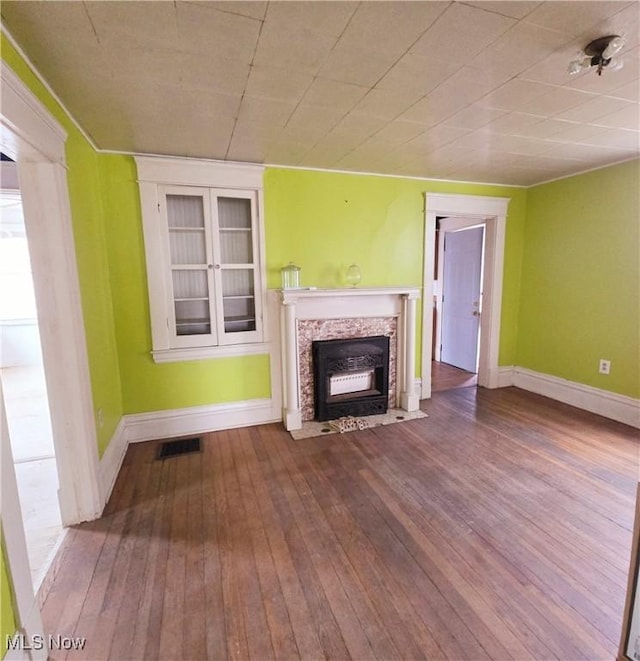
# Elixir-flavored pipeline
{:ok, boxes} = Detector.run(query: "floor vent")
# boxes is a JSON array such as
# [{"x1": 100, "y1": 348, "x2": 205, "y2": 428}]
[{"x1": 156, "y1": 436, "x2": 202, "y2": 460}]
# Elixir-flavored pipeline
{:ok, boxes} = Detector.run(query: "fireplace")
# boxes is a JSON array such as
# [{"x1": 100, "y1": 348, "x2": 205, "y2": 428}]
[
  {"x1": 313, "y1": 335, "x2": 390, "y2": 421},
  {"x1": 276, "y1": 286, "x2": 421, "y2": 431}
]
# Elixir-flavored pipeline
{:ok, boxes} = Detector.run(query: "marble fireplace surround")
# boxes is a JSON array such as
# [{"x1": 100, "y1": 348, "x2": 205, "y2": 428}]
[{"x1": 279, "y1": 287, "x2": 421, "y2": 431}]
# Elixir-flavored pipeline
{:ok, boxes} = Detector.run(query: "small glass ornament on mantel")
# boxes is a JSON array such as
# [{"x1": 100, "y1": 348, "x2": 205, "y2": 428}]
[
  {"x1": 281, "y1": 262, "x2": 301, "y2": 289},
  {"x1": 345, "y1": 263, "x2": 362, "y2": 288}
]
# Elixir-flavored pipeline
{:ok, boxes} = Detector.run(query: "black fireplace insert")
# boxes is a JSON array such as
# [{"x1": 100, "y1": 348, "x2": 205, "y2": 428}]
[{"x1": 312, "y1": 335, "x2": 390, "y2": 422}]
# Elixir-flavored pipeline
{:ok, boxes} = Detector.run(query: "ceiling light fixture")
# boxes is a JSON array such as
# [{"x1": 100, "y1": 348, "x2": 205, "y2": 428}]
[{"x1": 567, "y1": 34, "x2": 625, "y2": 76}]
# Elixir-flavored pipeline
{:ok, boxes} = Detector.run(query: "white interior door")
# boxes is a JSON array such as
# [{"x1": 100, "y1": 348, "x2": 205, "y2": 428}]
[{"x1": 440, "y1": 226, "x2": 484, "y2": 373}]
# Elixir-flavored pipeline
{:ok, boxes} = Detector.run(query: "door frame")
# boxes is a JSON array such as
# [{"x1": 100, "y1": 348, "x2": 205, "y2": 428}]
[
  {"x1": 422, "y1": 193, "x2": 510, "y2": 398},
  {"x1": 1, "y1": 61, "x2": 102, "y2": 526},
  {"x1": 434, "y1": 218, "x2": 485, "y2": 366}
]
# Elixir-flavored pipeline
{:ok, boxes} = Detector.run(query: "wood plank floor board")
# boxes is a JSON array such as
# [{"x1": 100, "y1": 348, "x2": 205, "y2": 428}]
[
  {"x1": 293, "y1": 438, "x2": 434, "y2": 660},
  {"x1": 255, "y1": 426, "x2": 352, "y2": 660},
  {"x1": 40, "y1": 387, "x2": 639, "y2": 660},
  {"x1": 371, "y1": 421, "x2": 624, "y2": 653}
]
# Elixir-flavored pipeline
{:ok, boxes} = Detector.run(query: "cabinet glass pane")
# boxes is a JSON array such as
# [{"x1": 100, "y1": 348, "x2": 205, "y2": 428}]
[
  {"x1": 167, "y1": 195, "x2": 205, "y2": 228},
  {"x1": 222, "y1": 269, "x2": 254, "y2": 297},
  {"x1": 223, "y1": 297, "x2": 256, "y2": 333},
  {"x1": 172, "y1": 270, "x2": 210, "y2": 336},
  {"x1": 222, "y1": 269, "x2": 255, "y2": 333},
  {"x1": 172, "y1": 270, "x2": 209, "y2": 299},
  {"x1": 175, "y1": 300, "x2": 211, "y2": 335},
  {"x1": 169, "y1": 229, "x2": 206, "y2": 264},
  {"x1": 220, "y1": 230, "x2": 252, "y2": 264},
  {"x1": 218, "y1": 197, "x2": 251, "y2": 229}
]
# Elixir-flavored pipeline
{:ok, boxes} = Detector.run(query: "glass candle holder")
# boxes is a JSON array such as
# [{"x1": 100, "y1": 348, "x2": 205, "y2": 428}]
[
  {"x1": 281, "y1": 262, "x2": 301, "y2": 289},
  {"x1": 345, "y1": 263, "x2": 361, "y2": 287}
]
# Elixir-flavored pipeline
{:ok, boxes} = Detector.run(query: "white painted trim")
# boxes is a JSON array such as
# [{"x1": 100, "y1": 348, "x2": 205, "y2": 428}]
[
  {"x1": 151, "y1": 342, "x2": 270, "y2": 363},
  {"x1": 527, "y1": 155, "x2": 639, "y2": 188},
  {"x1": 263, "y1": 162, "x2": 526, "y2": 189},
  {"x1": 135, "y1": 155, "x2": 264, "y2": 188},
  {"x1": 98, "y1": 418, "x2": 127, "y2": 506},
  {"x1": 0, "y1": 64, "x2": 102, "y2": 525},
  {"x1": 1, "y1": 384, "x2": 47, "y2": 661},
  {"x1": 513, "y1": 367, "x2": 640, "y2": 428},
  {"x1": 0, "y1": 62, "x2": 67, "y2": 165},
  {"x1": 422, "y1": 193, "x2": 510, "y2": 399},
  {"x1": 125, "y1": 398, "x2": 278, "y2": 444},
  {"x1": 497, "y1": 365, "x2": 515, "y2": 387}
]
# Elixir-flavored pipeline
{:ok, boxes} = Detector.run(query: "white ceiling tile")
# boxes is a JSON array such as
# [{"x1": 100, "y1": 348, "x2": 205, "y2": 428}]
[
  {"x1": 2, "y1": 0, "x2": 637, "y2": 186},
  {"x1": 470, "y1": 21, "x2": 571, "y2": 81},
  {"x1": 482, "y1": 80, "x2": 557, "y2": 111},
  {"x1": 404, "y1": 125, "x2": 471, "y2": 152},
  {"x1": 482, "y1": 111, "x2": 545, "y2": 135},
  {"x1": 351, "y1": 88, "x2": 425, "y2": 121},
  {"x1": 329, "y1": 113, "x2": 388, "y2": 143},
  {"x1": 611, "y1": 81, "x2": 640, "y2": 102},
  {"x1": 524, "y1": 87, "x2": 597, "y2": 117},
  {"x1": 463, "y1": 2, "x2": 542, "y2": 19},
  {"x1": 298, "y1": 144, "x2": 347, "y2": 169},
  {"x1": 512, "y1": 118, "x2": 580, "y2": 139},
  {"x1": 523, "y1": 1, "x2": 630, "y2": 38},
  {"x1": 411, "y1": 3, "x2": 516, "y2": 63},
  {"x1": 318, "y1": 42, "x2": 397, "y2": 87},
  {"x1": 264, "y1": 140, "x2": 310, "y2": 165},
  {"x1": 179, "y1": 54, "x2": 250, "y2": 96},
  {"x1": 301, "y1": 78, "x2": 368, "y2": 112},
  {"x1": 399, "y1": 94, "x2": 469, "y2": 126},
  {"x1": 556, "y1": 96, "x2": 635, "y2": 123},
  {"x1": 588, "y1": 104, "x2": 640, "y2": 131},
  {"x1": 443, "y1": 105, "x2": 508, "y2": 130},
  {"x1": 284, "y1": 105, "x2": 345, "y2": 138},
  {"x1": 375, "y1": 53, "x2": 461, "y2": 96},
  {"x1": 86, "y1": 1, "x2": 180, "y2": 48},
  {"x1": 365, "y1": 121, "x2": 429, "y2": 148},
  {"x1": 245, "y1": 66, "x2": 313, "y2": 102},
  {"x1": 175, "y1": 2, "x2": 260, "y2": 63},
  {"x1": 253, "y1": 21, "x2": 336, "y2": 75},
  {"x1": 576, "y1": 127, "x2": 640, "y2": 151},
  {"x1": 197, "y1": 2, "x2": 268, "y2": 21},
  {"x1": 225, "y1": 133, "x2": 269, "y2": 163},
  {"x1": 236, "y1": 96, "x2": 297, "y2": 128},
  {"x1": 263, "y1": 1, "x2": 357, "y2": 38},
  {"x1": 431, "y1": 66, "x2": 505, "y2": 104},
  {"x1": 336, "y1": 1, "x2": 448, "y2": 58}
]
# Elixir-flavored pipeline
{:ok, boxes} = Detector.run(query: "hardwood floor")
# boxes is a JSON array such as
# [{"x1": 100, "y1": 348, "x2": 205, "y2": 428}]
[
  {"x1": 431, "y1": 361, "x2": 478, "y2": 392},
  {"x1": 41, "y1": 387, "x2": 638, "y2": 660}
]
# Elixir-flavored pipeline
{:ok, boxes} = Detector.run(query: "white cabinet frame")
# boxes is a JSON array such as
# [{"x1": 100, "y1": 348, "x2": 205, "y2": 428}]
[{"x1": 136, "y1": 157, "x2": 268, "y2": 363}]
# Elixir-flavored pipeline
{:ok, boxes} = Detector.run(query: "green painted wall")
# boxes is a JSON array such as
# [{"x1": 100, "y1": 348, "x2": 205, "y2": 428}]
[
  {"x1": 99, "y1": 154, "x2": 270, "y2": 413},
  {"x1": 517, "y1": 159, "x2": 640, "y2": 398},
  {"x1": 1, "y1": 36, "x2": 122, "y2": 455},
  {"x1": 1, "y1": 535, "x2": 16, "y2": 659},
  {"x1": 264, "y1": 168, "x2": 527, "y2": 368}
]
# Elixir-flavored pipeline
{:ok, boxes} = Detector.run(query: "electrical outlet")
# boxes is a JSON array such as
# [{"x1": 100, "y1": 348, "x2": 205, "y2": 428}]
[{"x1": 598, "y1": 359, "x2": 611, "y2": 375}]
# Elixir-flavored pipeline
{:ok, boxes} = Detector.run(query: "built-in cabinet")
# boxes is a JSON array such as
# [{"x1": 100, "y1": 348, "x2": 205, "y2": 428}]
[{"x1": 136, "y1": 157, "x2": 266, "y2": 363}]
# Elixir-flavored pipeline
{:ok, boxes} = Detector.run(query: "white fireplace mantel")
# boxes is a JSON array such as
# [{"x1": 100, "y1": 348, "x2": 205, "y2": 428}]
[{"x1": 277, "y1": 287, "x2": 421, "y2": 431}]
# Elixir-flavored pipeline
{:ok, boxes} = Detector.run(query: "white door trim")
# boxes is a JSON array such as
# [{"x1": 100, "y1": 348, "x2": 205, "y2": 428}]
[
  {"x1": 422, "y1": 193, "x2": 510, "y2": 398},
  {"x1": 0, "y1": 61, "x2": 102, "y2": 525},
  {"x1": 1, "y1": 383, "x2": 47, "y2": 660}
]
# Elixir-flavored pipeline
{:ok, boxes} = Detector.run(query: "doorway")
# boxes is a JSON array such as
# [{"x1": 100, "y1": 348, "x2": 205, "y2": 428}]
[
  {"x1": 0, "y1": 173, "x2": 64, "y2": 590},
  {"x1": 421, "y1": 193, "x2": 510, "y2": 399},
  {"x1": 431, "y1": 218, "x2": 485, "y2": 392}
]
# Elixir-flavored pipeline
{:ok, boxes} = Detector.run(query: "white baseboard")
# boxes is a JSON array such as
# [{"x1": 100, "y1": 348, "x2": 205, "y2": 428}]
[
  {"x1": 98, "y1": 418, "x2": 127, "y2": 506},
  {"x1": 512, "y1": 366, "x2": 640, "y2": 428},
  {"x1": 497, "y1": 366, "x2": 515, "y2": 387},
  {"x1": 125, "y1": 397, "x2": 279, "y2": 443}
]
